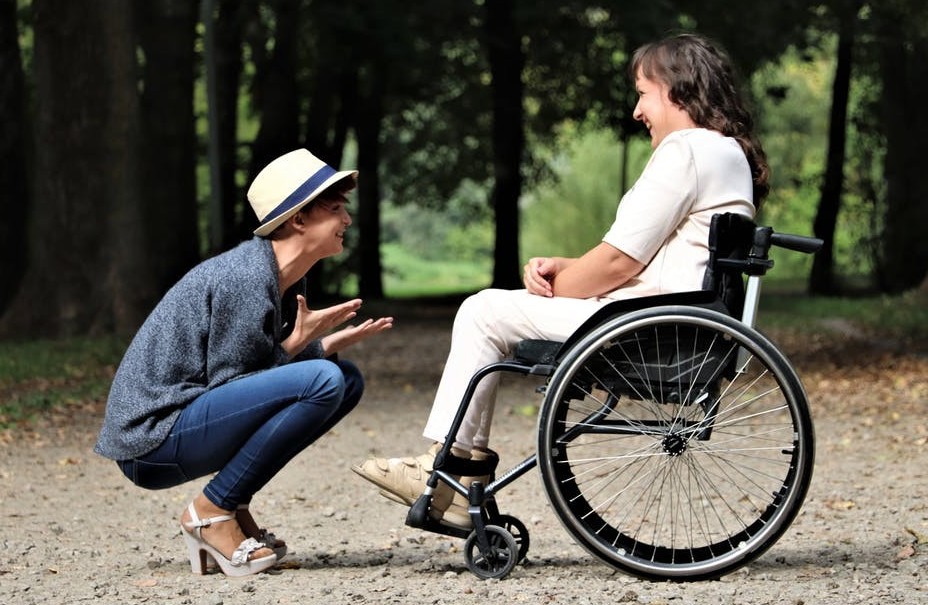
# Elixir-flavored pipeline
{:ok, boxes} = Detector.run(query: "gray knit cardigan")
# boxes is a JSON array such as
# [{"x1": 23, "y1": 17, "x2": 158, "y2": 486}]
[{"x1": 94, "y1": 237, "x2": 325, "y2": 461}]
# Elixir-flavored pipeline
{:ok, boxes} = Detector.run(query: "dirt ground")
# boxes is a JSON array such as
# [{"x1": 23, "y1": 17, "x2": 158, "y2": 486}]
[{"x1": 1, "y1": 302, "x2": 926, "y2": 605}]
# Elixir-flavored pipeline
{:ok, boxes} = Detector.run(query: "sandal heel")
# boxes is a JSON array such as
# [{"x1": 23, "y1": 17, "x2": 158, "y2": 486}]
[{"x1": 183, "y1": 530, "x2": 211, "y2": 574}]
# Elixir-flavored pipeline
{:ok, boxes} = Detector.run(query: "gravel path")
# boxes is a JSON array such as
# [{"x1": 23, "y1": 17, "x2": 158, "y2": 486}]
[{"x1": 1, "y1": 303, "x2": 925, "y2": 604}]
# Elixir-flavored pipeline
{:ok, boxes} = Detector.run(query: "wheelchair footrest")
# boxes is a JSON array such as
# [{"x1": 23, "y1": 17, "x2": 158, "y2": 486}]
[{"x1": 405, "y1": 494, "x2": 470, "y2": 539}]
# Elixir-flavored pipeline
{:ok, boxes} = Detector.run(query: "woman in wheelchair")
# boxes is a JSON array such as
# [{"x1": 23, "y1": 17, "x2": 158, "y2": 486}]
[{"x1": 354, "y1": 32, "x2": 770, "y2": 531}]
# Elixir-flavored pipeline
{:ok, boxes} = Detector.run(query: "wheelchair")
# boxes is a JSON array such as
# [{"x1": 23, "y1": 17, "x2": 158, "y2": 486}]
[{"x1": 404, "y1": 213, "x2": 823, "y2": 581}]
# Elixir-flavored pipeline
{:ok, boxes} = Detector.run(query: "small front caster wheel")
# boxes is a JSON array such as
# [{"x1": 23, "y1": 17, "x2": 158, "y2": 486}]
[
  {"x1": 496, "y1": 514, "x2": 530, "y2": 563},
  {"x1": 464, "y1": 525, "x2": 519, "y2": 580}
]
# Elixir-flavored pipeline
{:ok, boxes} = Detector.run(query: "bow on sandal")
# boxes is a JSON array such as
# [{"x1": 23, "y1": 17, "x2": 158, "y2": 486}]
[
  {"x1": 237, "y1": 503, "x2": 288, "y2": 560},
  {"x1": 181, "y1": 502, "x2": 277, "y2": 576}
]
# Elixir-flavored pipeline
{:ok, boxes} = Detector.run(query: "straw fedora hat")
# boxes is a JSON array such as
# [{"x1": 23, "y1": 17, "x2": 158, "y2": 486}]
[{"x1": 248, "y1": 149, "x2": 358, "y2": 237}]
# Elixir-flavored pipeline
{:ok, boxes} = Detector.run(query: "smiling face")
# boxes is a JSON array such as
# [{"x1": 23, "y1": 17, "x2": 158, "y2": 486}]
[
  {"x1": 303, "y1": 194, "x2": 352, "y2": 258},
  {"x1": 633, "y1": 69, "x2": 696, "y2": 149}
]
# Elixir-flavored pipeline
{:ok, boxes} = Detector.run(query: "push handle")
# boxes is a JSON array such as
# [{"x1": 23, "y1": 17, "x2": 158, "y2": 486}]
[
  {"x1": 770, "y1": 232, "x2": 824, "y2": 254},
  {"x1": 734, "y1": 226, "x2": 823, "y2": 277}
]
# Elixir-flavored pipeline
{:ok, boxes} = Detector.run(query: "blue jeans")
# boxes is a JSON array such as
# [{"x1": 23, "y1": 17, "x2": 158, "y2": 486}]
[{"x1": 117, "y1": 359, "x2": 363, "y2": 510}]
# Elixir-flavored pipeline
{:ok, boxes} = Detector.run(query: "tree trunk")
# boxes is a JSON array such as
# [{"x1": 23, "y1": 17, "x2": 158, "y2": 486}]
[
  {"x1": 0, "y1": 0, "x2": 145, "y2": 338},
  {"x1": 304, "y1": 0, "x2": 341, "y2": 165},
  {"x1": 136, "y1": 0, "x2": 199, "y2": 297},
  {"x1": 810, "y1": 5, "x2": 856, "y2": 295},
  {"x1": 247, "y1": 0, "x2": 301, "y2": 210},
  {"x1": 0, "y1": 0, "x2": 28, "y2": 317},
  {"x1": 356, "y1": 67, "x2": 385, "y2": 300},
  {"x1": 302, "y1": 18, "x2": 359, "y2": 301},
  {"x1": 486, "y1": 0, "x2": 525, "y2": 290},
  {"x1": 214, "y1": 0, "x2": 246, "y2": 250},
  {"x1": 875, "y1": 12, "x2": 928, "y2": 293}
]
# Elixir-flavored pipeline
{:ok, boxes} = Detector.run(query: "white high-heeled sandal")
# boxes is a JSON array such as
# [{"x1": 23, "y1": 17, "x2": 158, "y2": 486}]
[
  {"x1": 237, "y1": 503, "x2": 288, "y2": 560},
  {"x1": 181, "y1": 502, "x2": 277, "y2": 576}
]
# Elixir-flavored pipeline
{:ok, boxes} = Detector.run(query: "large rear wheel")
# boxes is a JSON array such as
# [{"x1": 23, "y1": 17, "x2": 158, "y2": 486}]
[{"x1": 537, "y1": 306, "x2": 815, "y2": 580}]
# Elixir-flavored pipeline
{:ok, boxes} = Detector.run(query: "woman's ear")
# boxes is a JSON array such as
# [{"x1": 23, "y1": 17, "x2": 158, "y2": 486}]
[{"x1": 290, "y1": 209, "x2": 308, "y2": 231}]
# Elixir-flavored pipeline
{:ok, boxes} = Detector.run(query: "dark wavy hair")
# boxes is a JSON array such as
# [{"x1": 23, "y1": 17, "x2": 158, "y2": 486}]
[{"x1": 631, "y1": 33, "x2": 770, "y2": 206}]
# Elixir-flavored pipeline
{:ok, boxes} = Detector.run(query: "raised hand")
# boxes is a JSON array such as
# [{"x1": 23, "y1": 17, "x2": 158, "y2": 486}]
[
  {"x1": 281, "y1": 296, "x2": 362, "y2": 357},
  {"x1": 321, "y1": 315, "x2": 394, "y2": 356}
]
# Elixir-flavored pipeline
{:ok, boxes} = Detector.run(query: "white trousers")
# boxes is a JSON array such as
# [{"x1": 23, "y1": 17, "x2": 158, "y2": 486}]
[{"x1": 422, "y1": 289, "x2": 613, "y2": 450}]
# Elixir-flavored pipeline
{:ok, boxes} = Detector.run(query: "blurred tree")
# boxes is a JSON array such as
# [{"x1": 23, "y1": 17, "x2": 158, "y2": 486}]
[
  {"x1": 4, "y1": 0, "x2": 927, "y2": 338},
  {"x1": 811, "y1": 0, "x2": 861, "y2": 295},
  {"x1": 301, "y1": 0, "x2": 488, "y2": 298},
  {"x1": 676, "y1": 0, "x2": 813, "y2": 75},
  {"x1": 355, "y1": 19, "x2": 386, "y2": 299},
  {"x1": 0, "y1": 0, "x2": 148, "y2": 337},
  {"x1": 302, "y1": 0, "x2": 356, "y2": 168},
  {"x1": 0, "y1": 0, "x2": 28, "y2": 316},
  {"x1": 870, "y1": 0, "x2": 928, "y2": 292},
  {"x1": 135, "y1": 0, "x2": 200, "y2": 297},
  {"x1": 247, "y1": 0, "x2": 302, "y2": 192},
  {"x1": 486, "y1": 0, "x2": 524, "y2": 289},
  {"x1": 211, "y1": 0, "x2": 249, "y2": 251}
]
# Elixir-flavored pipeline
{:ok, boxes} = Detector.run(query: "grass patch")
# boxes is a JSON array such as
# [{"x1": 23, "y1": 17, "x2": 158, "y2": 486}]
[
  {"x1": 758, "y1": 290, "x2": 928, "y2": 343},
  {"x1": 381, "y1": 243, "x2": 491, "y2": 298},
  {"x1": 0, "y1": 336, "x2": 126, "y2": 428}
]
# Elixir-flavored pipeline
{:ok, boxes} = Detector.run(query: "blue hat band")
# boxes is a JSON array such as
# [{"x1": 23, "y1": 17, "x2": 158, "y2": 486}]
[{"x1": 260, "y1": 164, "x2": 338, "y2": 227}]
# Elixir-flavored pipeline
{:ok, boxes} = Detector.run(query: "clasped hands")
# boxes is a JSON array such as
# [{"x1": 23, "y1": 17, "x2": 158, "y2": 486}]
[
  {"x1": 282, "y1": 295, "x2": 393, "y2": 358},
  {"x1": 523, "y1": 257, "x2": 559, "y2": 297}
]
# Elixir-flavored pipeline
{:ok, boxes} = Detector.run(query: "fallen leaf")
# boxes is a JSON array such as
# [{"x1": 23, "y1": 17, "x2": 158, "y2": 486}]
[
  {"x1": 277, "y1": 559, "x2": 302, "y2": 570},
  {"x1": 896, "y1": 544, "x2": 916, "y2": 561},
  {"x1": 823, "y1": 499, "x2": 856, "y2": 510}
]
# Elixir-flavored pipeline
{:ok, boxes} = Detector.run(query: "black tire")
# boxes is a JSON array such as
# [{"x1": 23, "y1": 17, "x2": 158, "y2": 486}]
[
  {"x1": 537, "y1": 306, "x2": 815, "y2": 580},
  {"x1": 463, "y1": 525, "x2": 519, "y2": 580},
  {"x1": 495, "y1": 514, "x2": 530, "y2": 563}
]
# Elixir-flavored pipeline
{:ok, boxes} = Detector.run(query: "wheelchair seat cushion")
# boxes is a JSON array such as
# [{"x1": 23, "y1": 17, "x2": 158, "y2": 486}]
[{"x1": 513, "y1": 339, "x2": 561, "y2": 365}]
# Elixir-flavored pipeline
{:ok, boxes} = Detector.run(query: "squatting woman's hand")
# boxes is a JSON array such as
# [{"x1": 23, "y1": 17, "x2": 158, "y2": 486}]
[
  {"x1": 282, "y1": 296, "x2": 362, "y2": 357},
  {"x1": 321, "y1": 316, "x2": 394, "y2": 356}
]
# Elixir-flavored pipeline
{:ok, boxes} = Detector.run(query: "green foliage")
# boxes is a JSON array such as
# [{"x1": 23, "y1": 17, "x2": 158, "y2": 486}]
[
  {"x1": 520, "y1": 126, "x2": 651, "y2": 261},
  {"x1": 751, "y1": 37, "x2": 881, "y2": 284},
  {"x1": 379, "y1": 180, "x2": 493, "y2": 296},
  {"x1": 381, "y1": 180, "x2": 493, "y2": 264},
  {"x1": 751, "y1": 44, "x2": 829, "y2": 279},
  {"x1": 381, "y1": 243, "x2": 490, "y2": 297}
]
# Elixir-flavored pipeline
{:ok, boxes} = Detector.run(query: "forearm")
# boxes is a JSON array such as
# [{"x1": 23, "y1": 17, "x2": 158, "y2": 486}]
[
  {"x1": 550, "y1": 243, "x2": 643, "y2": 298},
  {"x1": 281, "y1": 332, "x2": 311, "y2": 358},
  {"x1": 289, "y1": 338, "x2": 327, "y2": 361}
]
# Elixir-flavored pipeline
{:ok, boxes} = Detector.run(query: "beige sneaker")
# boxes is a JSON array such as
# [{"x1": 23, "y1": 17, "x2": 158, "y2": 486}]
[
  {"x1": 352, "y1": 443, "x2": 473, "y2": 528},
  {"x1": 351, "y1": 443, "x2": 442, "y2": 506}
]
